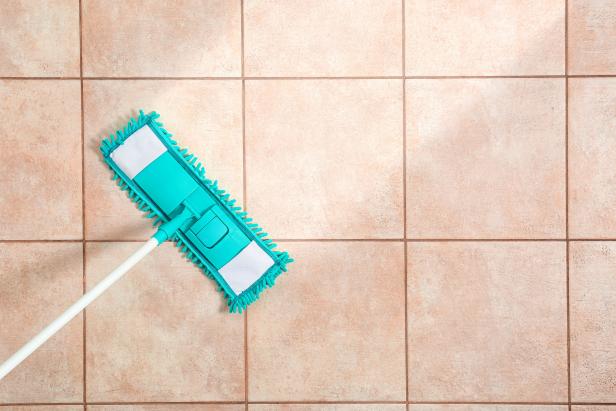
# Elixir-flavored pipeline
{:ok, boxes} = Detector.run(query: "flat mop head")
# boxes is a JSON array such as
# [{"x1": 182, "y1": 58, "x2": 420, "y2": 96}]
[{"x1": 100, "y1": 111, "x2": 292, "y2": 312}]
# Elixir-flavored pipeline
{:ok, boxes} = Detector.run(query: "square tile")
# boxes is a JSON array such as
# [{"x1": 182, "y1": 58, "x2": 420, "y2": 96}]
[
  {"x1": 569, "y1": 78, "x2": 616, "y2": 238},
  {"x1": 568, "y1": 0, "x2": 616, "y2": 74},
  {"x1": 82, "y1": 0, "x2": 241, "y2": 77},
  {"x1": 406, "y1": 79, "x2": 565, "y2": 239},
  {"x1": 248, "y1": 241, "x2": 406, "y2": 401},
  {"x1": 405, "y1": 0, "x2": 565, "y2": 76},
  {"x1": 246, "y1": 80, "x2": 404, "y2": 239},
  {"x1": 0, "y1": 80, "x2": 82, "y2": 240},
  {"x1": 0, "y1": 243, "x2": 83, "y2": 403},
  {"x1": 573, "y1": 408, "x2": 616, "y2": 411},
  {"x1": 0, "y1": 0, "x2": 80, "y2": 76},
  {"x1": 90, "y1": 406, "x2": 243, "y2": 411},
  {"x1": 85, "y1": 242, "x2": 245, "y2": 402},
  {"x1": 250, "y1": 406, "x2": 406, "y2": 411},
  {"x1": 244, "y1": 0, "x2": 402, "y2": 76},
  {"x1": 570, "y1": 242, "x2": 616, "y2": 401},
  {"x1": 84, "y1": 80, "x2": 243, "y2": 240},
  {"x1": 407, "y1": 242, "x2": 568, "y2": 401}
]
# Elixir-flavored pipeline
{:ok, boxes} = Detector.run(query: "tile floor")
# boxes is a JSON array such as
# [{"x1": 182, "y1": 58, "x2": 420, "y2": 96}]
[{"x1": 1, "y1": 0, "x2": 616, "y2": 409}]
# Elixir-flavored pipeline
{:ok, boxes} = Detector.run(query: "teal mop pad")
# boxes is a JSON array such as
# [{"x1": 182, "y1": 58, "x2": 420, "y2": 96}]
[{"x1": 100, "y1": 110, "x2": 292, "y2": 312}]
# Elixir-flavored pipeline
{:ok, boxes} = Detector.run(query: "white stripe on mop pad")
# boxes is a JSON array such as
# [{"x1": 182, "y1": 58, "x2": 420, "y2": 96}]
[
  {"x1": 110, "y1": 126, "x2": 167, "y2": 179},
  {"x1": 219, "y1": 241, "x2": 275, "y2": 295}
]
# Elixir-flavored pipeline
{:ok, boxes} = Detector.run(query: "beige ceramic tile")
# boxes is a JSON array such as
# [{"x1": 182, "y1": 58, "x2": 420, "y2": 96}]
[
  {"x1": 410, "y1": 407, "x2": 568, "y2": 411},
  {"x1": 250, "y1": 406, "x2": 406, "y2": 411},
  {"x1": 248, "y1": 241, "x2": 406, "y2": 401},
  {"x1": 573, "y1": 408, "x2": 616, "y2": 411},
  {"x1": 569, "y1": 79, "x2": 616, "y2": 238},
  {"x1": 82, "y1": 0, "x2": 241, "y2": 77},
  {"x1": 407, "y1": 242, "x2": 568, "y2": 401},
  {"x1": 406, "y1": 79, "x2": 565, "y2": 239},
  {"x1": 406, "y1": 0, "x2": 565, "y2": 75},
  {"x1": 569, "y1": 0, "x2": 616, "y2": 74},
  {"x1": 246, "y1": 80, "x2": 403, "y2": 239},
  {"x1": 0, "y1": 80, "x2": 82, "y2": 240},
  {"x1": 0, "y1": 243, "x2": 83, "y2": 403},
  {"x1": 0, "y1": 0, "x2": 80, "y2": 76},
  {"x1": 84, "y1": 80, "x2": 242, "y2": 240},
  {"x1": 85, "y1": 242, "x2": 244, "y2": 402},
  {"x1": 570, "y1": 242, "x2": 616, "y2": 401},
  {"x1": 244, "y1": 0, "x2": 402, "y2": 76},
  {"x1": 90, "y1": 406, "x2": 243, "y2": 411}
]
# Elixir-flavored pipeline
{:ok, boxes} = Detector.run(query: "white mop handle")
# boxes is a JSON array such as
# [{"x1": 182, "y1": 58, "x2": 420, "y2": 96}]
[{"x1": 0, "y1": 237, "x2": 159, "y2": 381}]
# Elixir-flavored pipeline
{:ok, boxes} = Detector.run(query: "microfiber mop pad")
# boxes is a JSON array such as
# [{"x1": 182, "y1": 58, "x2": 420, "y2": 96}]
[{"x1": 100, "y1": 110, "x2": 292, "y2": 312}]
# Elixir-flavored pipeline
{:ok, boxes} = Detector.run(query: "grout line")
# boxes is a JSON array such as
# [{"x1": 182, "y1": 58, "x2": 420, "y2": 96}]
[
  {"x1": 79, "y1": 239, "x2": 147, "y2": 243},
  {"x1": 564, "y1": 0, "x2": 572, "y2": 409},
  {"x1": 0, "y1": 404, "x2": 85, "y2": 408},
  {"x1": 0, "y1": 77, "x2": 81, "y2": 80},
  {"x1": 569, "y1": 238, "x2": 616, "y2": 241},
  {"x1": 566, "y1": 241, "x2": 572, "y2": 409},
  {"x1": 3, "y1": 75, "x2": 616, "y2": 81},
  {"x1": 242, "y1": 92, "x2": 248, "y2": 219},
  {"x1": 0, "y1": 239, "x2": 83, "y2": 243},
  {"x1": 83, "y1": 76, "x2": 244, "y2": 80},
  {"x1": 244, "y1": 309, "x2": 249, "y2": 408},
  {"x1": 268, "y1": 238, "x2": 404, "y2": 242},
  {"x1": 405, "y1": 238, "x2": 566, "y2": 242},
  {"x1": 78, "y1": 0, "x2": 87, "y2": 405},
  {"x1": 249, "y1": 401, "x2": 570, "y2": 405},
  {"x1": 409, "y1": 401, "x2": 567, "y2": 405},
  {"x1": 279, "y1": 238, "x2": 567, "y2": 242},
  {"x1": 405, "y1": 75, "x2": 565, "y2": 79},
  {"x1": 241, "y1": 0, "x2": 245, "y2": 79},
  {"x1": 0, "y1": 238, "x2": 605, "y2": 243},
  {"x1": 10, "y1": 401, "x2": 616, "y2": 407},
  {"x1": 244, "y1": 310, "x2": 249, "y2": 407},
  {"x1": 248, "y1": 401, "x2": 408, "y2": 405},
  {"x1": 565, "y1": 0, "x2": 572, "y2": 408},
  {"x1": 568, "y1": 74, "x2": 616, "y2": 77},
  {"x1": 82, "y1": 243, "x2": 87, "y2": 407},
  {"x1": 8, "y1": 238, "x2": 616, "y2": 243},
  {"x1": 81, "y1": 401, "x2": 246, "y2": 406},
  {"x1": 241, "y1": 1, "x2": 248, "y2": 408},
  {"x1": 85, "y1": 76, "x2": 398, "y2": 80},
  {"x1": 213, "y1": 76, "x2": 400, "y2": 80},
  {"x1": 401, "y1": 0, "x2": 409, "y2": 406},
  {"x1": 79, "y1": 74, "x2": 616, "y2": 79}
]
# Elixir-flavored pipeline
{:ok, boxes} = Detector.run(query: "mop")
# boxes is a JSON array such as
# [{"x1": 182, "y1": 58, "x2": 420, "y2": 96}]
[{"x1": 0, "y1": 111, "x2": 292, "y2": 380}]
